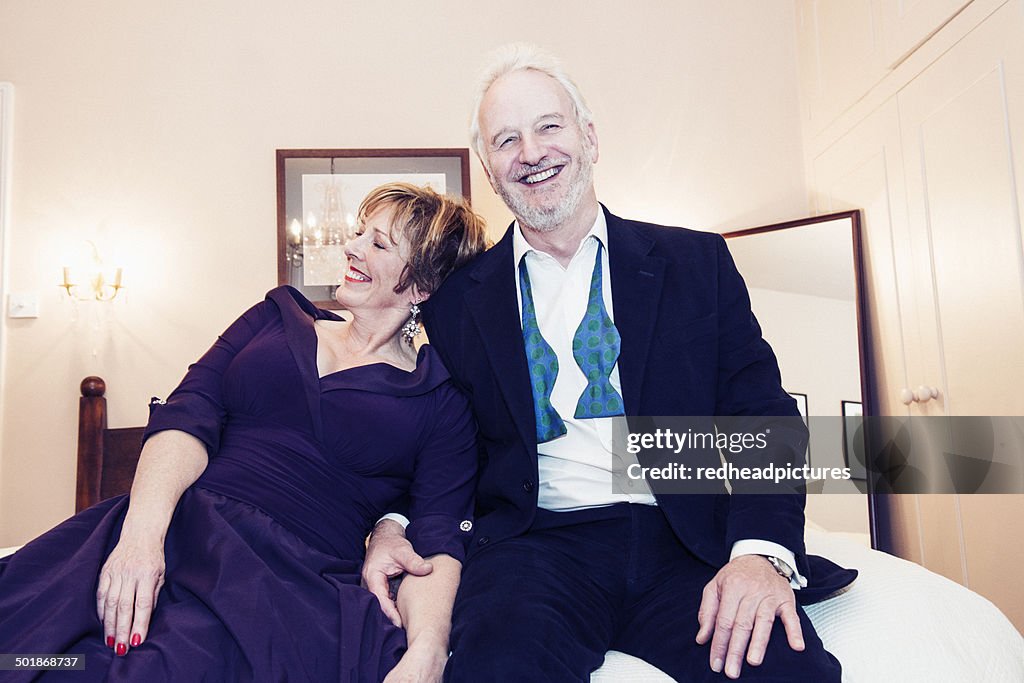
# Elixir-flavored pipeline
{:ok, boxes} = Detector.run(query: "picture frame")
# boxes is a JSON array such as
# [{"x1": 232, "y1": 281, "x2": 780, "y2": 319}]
[
  {"x1": 842, "y1": 400, "x2": 866, "y2": 480},
  {"x1": 276, "y1": 148, "x2": 472, "y2": 309},
  {"x1": 787, "y1": 391, "x2": 810, "y2": 466}
]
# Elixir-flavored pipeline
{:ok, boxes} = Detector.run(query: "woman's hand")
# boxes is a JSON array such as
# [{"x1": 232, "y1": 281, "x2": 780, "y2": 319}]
[
  {"x1": 90, "y1": 430, "x2": 206, "y2": 656},
  {"x1": 95, "y1": 535, "x2": 166, "y2": 656},
  {"x1": 383, "y1": 635, "x2": 448, "y2": 683}
]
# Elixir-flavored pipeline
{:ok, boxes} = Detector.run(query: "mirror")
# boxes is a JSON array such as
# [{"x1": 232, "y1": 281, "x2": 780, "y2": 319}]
[{"x1": 723, "y1": 210, "x2": 874, "y2": 537}]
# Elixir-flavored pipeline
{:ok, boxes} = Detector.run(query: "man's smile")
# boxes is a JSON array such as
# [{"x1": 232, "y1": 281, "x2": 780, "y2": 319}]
[{"x1": 520, "y1": 166, "x2": 563, "y2": 185}]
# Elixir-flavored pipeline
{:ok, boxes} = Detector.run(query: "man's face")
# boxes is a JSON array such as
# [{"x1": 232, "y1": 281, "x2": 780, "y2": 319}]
[{"x1": 478, "y1": 69, "x2": 598, "y2": 233}]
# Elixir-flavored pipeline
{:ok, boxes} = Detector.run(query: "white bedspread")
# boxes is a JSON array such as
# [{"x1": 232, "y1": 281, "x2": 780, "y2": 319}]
[{"x1": 592, "y1": 528, "x2": 1023, "y2": 682}]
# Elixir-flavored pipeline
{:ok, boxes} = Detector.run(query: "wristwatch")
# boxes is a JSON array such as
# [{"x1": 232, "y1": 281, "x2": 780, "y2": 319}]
[{"x1": 763, "y1": 555, "x2": 795, "y2": 581}]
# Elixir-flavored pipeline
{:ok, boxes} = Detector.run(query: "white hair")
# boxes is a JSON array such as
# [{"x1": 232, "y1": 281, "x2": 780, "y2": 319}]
[{"x1": 469, "y1": 43, "x2": 594, "y2": 171}]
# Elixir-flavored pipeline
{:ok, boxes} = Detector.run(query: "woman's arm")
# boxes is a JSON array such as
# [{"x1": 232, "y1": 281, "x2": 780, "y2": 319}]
[
  {"x1": 95, "y1": 296, "x2": 279, "y2": 656},
  {"x1": 381, "y1": 377, "x2": 477, "y2": 681},
  {"x1": 96, "y1": 430, "x2": 208, "y2": 656},
  {"x1": 121, "y1": 430, "x2": 209, "y2": 543},
  {"x1": 384, "y1": 554, "x2": 461, "y2": 683}
]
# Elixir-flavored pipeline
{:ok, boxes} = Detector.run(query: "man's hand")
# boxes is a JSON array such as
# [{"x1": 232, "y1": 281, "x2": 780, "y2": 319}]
[
  {"x1": 362, "y1": 519, "x2": 434, "y2": 627},
  {"x1": 695, "y1": 554, "x2": 804, "y2": 679}
]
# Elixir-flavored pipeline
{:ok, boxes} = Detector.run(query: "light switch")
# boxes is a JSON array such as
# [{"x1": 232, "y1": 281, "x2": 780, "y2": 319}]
[{"x1": 7, "y1": 292, "x2": 40, "y2": 318}]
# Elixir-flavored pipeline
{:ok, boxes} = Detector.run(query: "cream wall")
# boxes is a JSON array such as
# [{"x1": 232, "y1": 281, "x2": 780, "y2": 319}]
[{"x1": 0, "y1": 0, "x2": 811, "y2": 545}]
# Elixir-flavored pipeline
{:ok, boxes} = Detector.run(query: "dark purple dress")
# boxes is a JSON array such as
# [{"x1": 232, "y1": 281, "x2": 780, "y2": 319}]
[{"x1": 0, "y1": 286, "x2": 478, "y2": 682}]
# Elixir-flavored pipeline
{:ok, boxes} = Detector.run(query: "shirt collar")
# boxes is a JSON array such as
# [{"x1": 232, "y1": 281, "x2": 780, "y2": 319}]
[{"x1": 512, "y1": 209, "x2": 608, "y2": 267}]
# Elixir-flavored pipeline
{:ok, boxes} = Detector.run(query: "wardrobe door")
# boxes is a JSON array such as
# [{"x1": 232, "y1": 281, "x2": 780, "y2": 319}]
[
  {"x1": 898, "y1": 0, "x2": 1024, "y2": 417},
  {"x1": 896, "y1": 0, "x2": 1024, "y2": 631},
  {"x1": 958, "y1": 495, "x2": 1024, "y2": 630}
]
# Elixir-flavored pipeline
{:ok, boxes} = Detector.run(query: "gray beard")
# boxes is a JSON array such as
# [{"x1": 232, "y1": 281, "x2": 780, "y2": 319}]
[{"x1": 498, "y1": 157, "x2": 594, "y2": 234}]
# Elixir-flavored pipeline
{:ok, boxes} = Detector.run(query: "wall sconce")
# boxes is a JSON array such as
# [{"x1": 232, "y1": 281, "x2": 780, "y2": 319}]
[{"x1": 60, "y1": 241, "x2": 123, "y2": 302}]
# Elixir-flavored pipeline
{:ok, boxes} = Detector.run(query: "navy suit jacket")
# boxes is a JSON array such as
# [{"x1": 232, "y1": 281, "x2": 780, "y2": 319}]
[{"x1": 423, "y1": 207, "x2": 856, "y2": 604}]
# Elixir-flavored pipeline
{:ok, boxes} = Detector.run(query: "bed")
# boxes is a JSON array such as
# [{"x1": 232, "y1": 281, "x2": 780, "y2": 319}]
[{"x1": 2, "y1": 377, "x2": 1022, "y2": 681}]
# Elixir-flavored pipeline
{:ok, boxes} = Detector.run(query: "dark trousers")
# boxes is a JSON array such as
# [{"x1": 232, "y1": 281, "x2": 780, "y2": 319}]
[{"x1": 444, "y1": 504, "x2": 841, "y2": 682}]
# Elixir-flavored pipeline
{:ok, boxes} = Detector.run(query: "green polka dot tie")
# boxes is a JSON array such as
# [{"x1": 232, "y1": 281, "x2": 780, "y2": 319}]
[
  {"x1": 572, "y1": 242, "x2": 624, "y2": 419},
  {"x1": 519, "y1": 257, "x2": 567, "y2": 443}
]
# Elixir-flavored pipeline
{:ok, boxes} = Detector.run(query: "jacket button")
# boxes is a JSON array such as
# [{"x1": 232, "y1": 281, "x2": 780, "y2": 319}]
[
  {"x1": 477, "y1": 536, "x2": 490, "y2": 546},
  {"x1": 522, "y1": 480, "x2": 535, "y2": 492}
]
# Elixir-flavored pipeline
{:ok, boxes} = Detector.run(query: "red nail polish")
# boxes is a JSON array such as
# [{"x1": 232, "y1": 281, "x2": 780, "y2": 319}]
[
  {"x1": 130, "y1": 633, "x2": 141, "y2": 647},
  {"x1": 106, "y1": 636, "x2": 114, "y2": 647},
  {"x1": 115, "y1": 642, "x2": 127, "y2": 656}
]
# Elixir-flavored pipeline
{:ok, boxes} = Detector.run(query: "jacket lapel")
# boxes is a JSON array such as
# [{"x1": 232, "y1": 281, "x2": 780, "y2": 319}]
[
  {"x1": 464, "y1": 228, "x2": 539, "y2": 453},
  {"x1": 605, "y1": 208, "x2": 665, "y2": 415}
]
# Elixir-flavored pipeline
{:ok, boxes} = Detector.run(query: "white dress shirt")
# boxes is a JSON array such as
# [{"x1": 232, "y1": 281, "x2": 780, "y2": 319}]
[
  {"x1": 512, "y1": 212, "x2": 806, "y2": 589},
  {"x1": 513, "y1": 212, "x2": 657, "y2": 511}
]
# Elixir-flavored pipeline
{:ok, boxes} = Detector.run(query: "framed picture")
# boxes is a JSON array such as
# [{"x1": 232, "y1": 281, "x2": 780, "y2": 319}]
[
  {"x1": 276, "y1": 148, "x2": 472, "y2": 308},
  {"x1": 787, "y1": 391, "x2": 810, "y2": 466},
  {"x1": 842, "y1": 400, "x2": 866, "y2": 480},
  {"x1": 788, "y1": 392, "x2": 808, "y2": 421}
]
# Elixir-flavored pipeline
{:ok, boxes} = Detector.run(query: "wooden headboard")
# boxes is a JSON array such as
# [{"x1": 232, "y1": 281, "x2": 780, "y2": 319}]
[{"x1": 76, "y1": 376, "x2": 145, "y2": 512}]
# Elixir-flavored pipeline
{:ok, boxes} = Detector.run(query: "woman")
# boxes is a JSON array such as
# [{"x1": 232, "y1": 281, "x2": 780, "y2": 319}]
[{"x1": 0, "y1": 183, "x2": 488, "y2": 682}]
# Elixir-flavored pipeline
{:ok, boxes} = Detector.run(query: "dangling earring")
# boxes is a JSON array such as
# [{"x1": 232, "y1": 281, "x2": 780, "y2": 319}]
[{"x1": 401, "y1": 303, "x2": 422, "y2": 346}]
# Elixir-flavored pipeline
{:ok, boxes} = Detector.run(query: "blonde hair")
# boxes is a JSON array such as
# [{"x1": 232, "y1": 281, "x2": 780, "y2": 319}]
[
  {"x1": 357, "y1": 182, "x2": 488, "y2": 296},
  {"x1": 469, "y1": 43, "x2": 593, "y2": 169}
]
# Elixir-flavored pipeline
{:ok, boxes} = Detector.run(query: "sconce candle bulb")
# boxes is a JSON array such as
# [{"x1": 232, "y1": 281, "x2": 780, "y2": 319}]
[{"x1": 59, "y1": 242, "x2": 124, "y2": 302}]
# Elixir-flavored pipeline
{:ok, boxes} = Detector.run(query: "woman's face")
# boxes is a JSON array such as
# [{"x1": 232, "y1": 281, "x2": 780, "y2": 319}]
[{"x1": 334, "y1": 204, "x2": 415, "y2": 315}]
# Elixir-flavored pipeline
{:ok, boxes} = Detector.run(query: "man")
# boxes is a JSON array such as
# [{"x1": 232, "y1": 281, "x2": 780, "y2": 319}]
[{"x1": 364, "y1": 44, "x2": 856, "y2": 681}]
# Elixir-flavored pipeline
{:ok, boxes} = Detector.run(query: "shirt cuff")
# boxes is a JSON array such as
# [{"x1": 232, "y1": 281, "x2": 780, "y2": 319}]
[
  {"x1": 377, "y1": 513, "x2": 410, "y2": 529},
  {"x1": 730, "y1": 539, "x2": 808, "y2": 590}
]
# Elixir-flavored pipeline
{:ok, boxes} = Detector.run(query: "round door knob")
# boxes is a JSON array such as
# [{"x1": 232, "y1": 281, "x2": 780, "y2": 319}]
[
  {"x1": 914, "y1": 385, "x2": 938, "y2": 403},
  {"x1": 900, "y1": 388, "x2": 915, "y2": 405}
]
